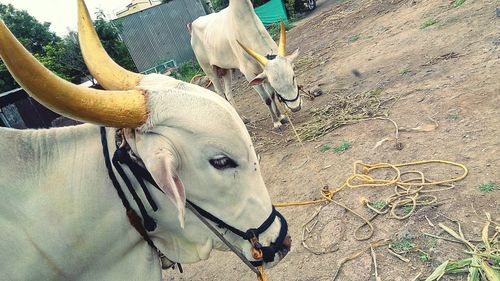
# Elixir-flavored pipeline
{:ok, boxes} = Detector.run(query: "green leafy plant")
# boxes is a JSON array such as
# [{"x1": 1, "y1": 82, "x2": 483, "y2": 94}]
[
  {"x1": 390, "y1": 238, "x2": 415, "y2": 254},
  {"x1": 349, "y1": 34, "x2": 360, "y2": 42},
  {"x1": 319, "y1": 144, "x2": 332, "y2": 153},
  {"x1": 478, "y1": 182, "x2": 497, "y2": 192},
  {"x1": 421, "y1": 18, "x2": 438, "y2": 29},
  {"x1": 368, "y1": 200, "x2": 386, "y2": 210},
  {"x1": 425, "y1": 216, "x2": 500, "y2": 281},
  {"x1": 400, "y1": 68, "x2": 412, "y2": 76},
  {"x1": 211, "y1": 0, "x2": 229, "y2": 12},
  {"x1": 447, "y1": 111, "x2": 460, "y2": 121},
  {"x1": 334, "y1": 140, "x2": 352, "y2": 153},
  {"x1": 172, "y1": 60, "x2": 203, "y2": 82},
  {"x1": 452, "y1": 0, "x2": 465, "y2": 8},
  {"x1": 403, "y1": 205, "x2": 413, "y2": 215},
  {"x1": 267, "y1": 21, "x2": 294, "y2": 41},
  {"x1": 420, "y1": 253, "x2": 430, "y2": 262}
]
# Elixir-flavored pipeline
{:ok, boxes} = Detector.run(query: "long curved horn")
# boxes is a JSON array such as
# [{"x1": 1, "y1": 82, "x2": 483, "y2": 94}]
[
  {"x1": 278, "y1": 18, "x2": 286, "y2": 57},
  {"x1": 77, "y1": 0, "x2": 143, "y2": 90},
  {"x1": 237, "y1": 40, "x2": 268, "y2": 66},
  {"x1": 0, "y1": 20, "x2": 147, "y2": 128}
]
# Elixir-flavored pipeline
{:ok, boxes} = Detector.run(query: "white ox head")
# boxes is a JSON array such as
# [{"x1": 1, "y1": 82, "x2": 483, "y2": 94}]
[
  {"x1": 238, "y1": 19, "x2": 301, "y2": 112},
  {"x1": 0, "y1": 0, "x2": 291, "y2": 269}
]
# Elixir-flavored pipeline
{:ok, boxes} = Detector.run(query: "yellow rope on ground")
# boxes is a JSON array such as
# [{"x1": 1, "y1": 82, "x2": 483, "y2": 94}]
[
  {"x1": 189, "y1": 74, "x2": 213, "y2": 88},
  {"x1": 275, "y1": 160, "x2": 468, "y2": 208},
  {"x1": 264, "y1": 100, "x2": 469, "y2": 279},
  {"x1": 189, "y1": 74, "x2": 204, "y2": 84},
  {"x1": 257, "y1": 266, "x2": 268, "y2": 281}
]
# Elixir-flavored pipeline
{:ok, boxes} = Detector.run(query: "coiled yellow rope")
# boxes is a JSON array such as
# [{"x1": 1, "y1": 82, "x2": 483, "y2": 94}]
[{"x1": 275, "y1": 160, "x2": 468, "y2": 208}]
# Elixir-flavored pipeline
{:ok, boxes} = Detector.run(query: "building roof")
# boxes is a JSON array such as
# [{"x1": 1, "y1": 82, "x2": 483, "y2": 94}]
[{"x1": 115, "y1": 0, "x2": 162, "y2": 18}]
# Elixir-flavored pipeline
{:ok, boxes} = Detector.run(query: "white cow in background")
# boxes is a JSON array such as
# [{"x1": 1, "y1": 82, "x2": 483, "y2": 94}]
[
  {"x1": 190, "y1": 0, "x2": 302, "y2": 131},
  {"x1": 0, "y1": 0, "x2": 290, "y2": 280}
]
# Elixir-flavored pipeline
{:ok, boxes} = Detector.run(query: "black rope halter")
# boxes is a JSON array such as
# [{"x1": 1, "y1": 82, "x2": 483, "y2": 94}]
[
  {"x1": 276, "y1": 89, "x2": 301, "y2": 104},
  {"x1": 100, "y1": 127, "x2": 289, "y2": 273}
]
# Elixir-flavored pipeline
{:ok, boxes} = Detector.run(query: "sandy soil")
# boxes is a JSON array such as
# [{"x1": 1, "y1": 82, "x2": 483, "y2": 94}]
[{"x1": 166, "y1": 0, "x2": 499, "y2": 280}]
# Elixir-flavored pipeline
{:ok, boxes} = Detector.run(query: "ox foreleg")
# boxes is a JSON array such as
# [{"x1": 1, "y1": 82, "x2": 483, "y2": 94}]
[
  {"x1": 262, "y1": 83, "x2": 288, "y2": 125},
  {"x1": 251, "y1": 84, "x2": 284, "y2": 131},
  {"x1": 221, "y1": 69, "x2": 237, "y2": 110}
]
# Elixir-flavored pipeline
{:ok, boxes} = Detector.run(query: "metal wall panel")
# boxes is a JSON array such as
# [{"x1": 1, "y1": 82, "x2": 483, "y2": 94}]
[{"x1": 118, "y1": 0, "x2": 206, "y2": 72}]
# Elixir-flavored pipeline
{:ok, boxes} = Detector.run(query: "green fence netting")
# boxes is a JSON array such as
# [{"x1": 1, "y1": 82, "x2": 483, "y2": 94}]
[{"x1": 255, "y1": 0, "x2": 288, "y2": 25}]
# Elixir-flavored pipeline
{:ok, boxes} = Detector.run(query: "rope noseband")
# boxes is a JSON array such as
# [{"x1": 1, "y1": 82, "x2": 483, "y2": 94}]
[{"x1": 276, "y1": 89, "x2": 301, "y2": 104}]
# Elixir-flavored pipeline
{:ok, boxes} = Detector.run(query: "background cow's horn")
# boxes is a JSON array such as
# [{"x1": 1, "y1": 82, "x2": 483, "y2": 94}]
[
  {"x1": 0, "y1": 20, "x2": 147, "y2": 128},
  {"x1": 278, "y1": 18, "x2": 286, "y2": 57},
  {"x1": 77, "y1": 0, "x2": 143, "y2": 90},
  {"x1": 237, "y1": 40, "x2": 269, "y2": 66}
]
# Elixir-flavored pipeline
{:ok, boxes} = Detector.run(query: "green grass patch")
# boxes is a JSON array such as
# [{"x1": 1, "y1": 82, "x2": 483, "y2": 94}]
[
  {"x1": 400, "y1": 68, "x2": 412, "y2": 76},
  {"x1": 319, "y1": 144, "x2": 332, "y2": 153},
  {"x1": 452, "y1": 0, "x2": 465, "y2": 7},
  {"x1": 368, "y1": 200, "x2": 386, "y2": 210},
  {"x1": 479, "y1": 181, "x2": 497, "y2": 192},
  {"x1": 349, "y1": 34, "x2": 361, "y2": 42},
  {"x1": 419, "y1": 252, "x2": 430, "y2": 262},
  {"x1": 334, "y1": 140, "x2": 352, "y2": 153},
  {"x1": 447, "y1": 111, "x2": 460, "y2": 121},
  {"x1": 267, "y1": 21, "x2": 294, "y2": 41},
  {"x1": 421, "y1": 18, "x2": 438, "y2": 29},
  {"x1": 403, "y1": 205, "x2": 413, "y2": 215},
  {"x1": 390, "y1": 238, "x2": 415, "y2": 254},
  {"x1": 172, "y1": 60, "x2": 203, "y2": 82}
]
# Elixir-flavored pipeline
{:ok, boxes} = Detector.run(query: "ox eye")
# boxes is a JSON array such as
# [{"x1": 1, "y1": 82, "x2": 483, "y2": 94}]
[{"x1": 209, "y1": 156, "x2": 238, "y2": 170}]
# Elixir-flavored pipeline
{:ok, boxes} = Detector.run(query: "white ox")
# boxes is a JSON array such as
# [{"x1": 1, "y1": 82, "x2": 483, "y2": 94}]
[
  {"x1": 190, "y1": 0, "x2": 302, "y2": 131},
  {"x1": 0, "y1": 1, "x2": 290, "y2": 280}
]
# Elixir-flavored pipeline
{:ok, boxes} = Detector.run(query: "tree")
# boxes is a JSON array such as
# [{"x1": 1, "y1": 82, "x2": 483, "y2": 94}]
[
  {"x1": 0, "y1": 4, "x2": 58, "y2": 54},
  {"x1": 56, "y1": 31, "x2": 94, "y2": 83},
  {"x1": 0, "y1": 3, "x2": 61, "y2": 92},
  {"x1": 0, "y1": 4, "x2": 138, "y2": 93},
  {"x1": 94, "y1": 11, "x2": 137, "y2": 72}
]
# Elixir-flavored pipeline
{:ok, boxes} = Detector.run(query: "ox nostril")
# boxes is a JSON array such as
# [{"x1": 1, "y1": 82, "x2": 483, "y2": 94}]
[{"x1": 283, "y1": 234, "x2": 292, "y2": 251}]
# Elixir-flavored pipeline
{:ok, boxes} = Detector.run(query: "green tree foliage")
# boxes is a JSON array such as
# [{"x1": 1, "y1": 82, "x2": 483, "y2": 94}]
[
  {"x1": 94, "y1": 11, "x2": 137, "y2": 72},
  {"x1": 0, "y1": 4, "x2": 58, "y2": 54},
  {"x1": 0, "y1": 4, "x2": 60, "y2": 92},
  {"x1": 0, "y1": 4, "x2": 136, "y2": 93}
]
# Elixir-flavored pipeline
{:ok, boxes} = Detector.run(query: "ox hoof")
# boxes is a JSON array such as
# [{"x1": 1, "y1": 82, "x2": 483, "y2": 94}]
[
  {"x1": 279, "y1": 115, "x2": 289, "y2": 124},
  {"x1": 273, "y1": 122, "x2": 284, "y2": 133}
]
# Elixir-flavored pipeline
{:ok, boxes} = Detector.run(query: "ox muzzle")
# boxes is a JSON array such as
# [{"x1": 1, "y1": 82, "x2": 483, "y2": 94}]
[
  {"x1": 187, "y1": 200, "x2": 291, "y2": 267},
  {"x1": 276, "y1": 89, "x2": 302, "y2": 113}
]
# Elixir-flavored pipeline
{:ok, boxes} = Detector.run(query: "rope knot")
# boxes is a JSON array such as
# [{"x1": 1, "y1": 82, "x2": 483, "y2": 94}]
[
  {"x1": 114, "y1": 147, "x2": 129, "y2": 164},
  {"x1": 362, "y1": 166, "x2": 370, "y2": 174}
]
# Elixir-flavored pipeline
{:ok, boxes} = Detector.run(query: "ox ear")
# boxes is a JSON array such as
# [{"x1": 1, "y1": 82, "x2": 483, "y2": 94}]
[
  {"x1": 135, "y1": 135, "x2": 186, "y2": 228},
  {"x1": 287, "y1": 48, "x2": 300, "y2": 62},
  {"x1": 249, "y1": 72, "x2": 268, "y2": 86}
]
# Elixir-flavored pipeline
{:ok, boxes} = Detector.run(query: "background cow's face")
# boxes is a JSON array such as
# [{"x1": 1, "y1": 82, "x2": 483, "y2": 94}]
[
  {"x1": 126, "y1": 75, "x2": 289, "y2": 267},
  {"x1": 250, "y1": 50, "x2": 302, "y2": 112}
]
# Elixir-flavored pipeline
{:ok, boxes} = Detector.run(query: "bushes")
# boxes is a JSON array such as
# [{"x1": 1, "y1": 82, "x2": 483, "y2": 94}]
[{"x1": 171, "y1": 60, "x2": 204, "y2": 82}]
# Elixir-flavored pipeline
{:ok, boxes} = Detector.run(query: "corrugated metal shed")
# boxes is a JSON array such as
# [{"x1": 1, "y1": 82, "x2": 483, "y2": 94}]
[{"x1": 117, "y1": 0, "x2": 207, "y2": 73}]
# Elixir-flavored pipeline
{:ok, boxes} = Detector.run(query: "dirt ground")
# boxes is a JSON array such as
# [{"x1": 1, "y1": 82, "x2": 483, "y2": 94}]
[{"x1": 166, "y1": 0, "x2": 499, "y2": 280}]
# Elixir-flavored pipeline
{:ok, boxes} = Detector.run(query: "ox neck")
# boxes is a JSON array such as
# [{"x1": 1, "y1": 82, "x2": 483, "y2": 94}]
[{"x1": 0, "y1": 125, "x2": 161, "y2": 280}]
